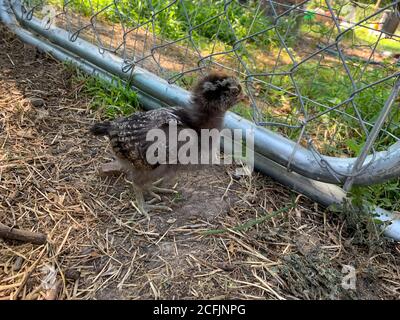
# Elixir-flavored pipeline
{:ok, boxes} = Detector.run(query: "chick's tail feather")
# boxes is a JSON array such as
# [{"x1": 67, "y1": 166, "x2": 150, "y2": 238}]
[{"x1": 90, "y1": 121, "x2": 111, "y2": 136}]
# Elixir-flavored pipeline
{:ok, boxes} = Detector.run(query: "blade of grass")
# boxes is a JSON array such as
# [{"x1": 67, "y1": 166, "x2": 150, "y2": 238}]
[{"x1": 202, "y1": 204, "x2": 294, "y2": 235}]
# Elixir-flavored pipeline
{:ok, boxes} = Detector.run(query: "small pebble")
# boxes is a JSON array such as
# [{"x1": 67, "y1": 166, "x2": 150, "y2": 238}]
[
  {"x1": 166, "y1": 218, "x2": 176, "y2": 224},
  {"x1": 29, "y1": 97, "x2": 45, "y2": 107},
  {"x1": 65, "y1": 269, "x2": 81, "y2": 281},
  {"x1": 12, "y1": 256, "x2": 24, "y2": 272}
]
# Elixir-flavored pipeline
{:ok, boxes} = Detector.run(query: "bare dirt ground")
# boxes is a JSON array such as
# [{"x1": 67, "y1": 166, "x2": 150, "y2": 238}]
[{"x1": 1, "y1": 24, "x2": 400, "y2": 300}]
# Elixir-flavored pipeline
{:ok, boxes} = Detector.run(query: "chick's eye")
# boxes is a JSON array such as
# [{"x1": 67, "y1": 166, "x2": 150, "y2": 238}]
[{"x1": 231, "y1": 87, "x2": 240, "y2": 96}]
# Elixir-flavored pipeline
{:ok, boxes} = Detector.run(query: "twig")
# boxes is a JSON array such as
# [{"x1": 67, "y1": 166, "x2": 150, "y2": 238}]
[{"x1": 0, "y1": 223, "x2": 47, "y2": 245}]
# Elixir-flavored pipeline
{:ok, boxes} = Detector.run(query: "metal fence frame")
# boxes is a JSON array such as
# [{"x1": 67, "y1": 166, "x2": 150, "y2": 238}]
[{"x1": 1, "y1": 0, "x2": 400, "y2": 240}]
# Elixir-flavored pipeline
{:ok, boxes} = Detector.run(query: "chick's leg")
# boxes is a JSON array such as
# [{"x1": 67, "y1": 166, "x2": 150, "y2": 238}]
[
  {"x1": 129, "y1": 182, "x2": 150, "y2": 221},
  {"x1": 126, "y1": 178, "x2": 174, "y2": 220}
]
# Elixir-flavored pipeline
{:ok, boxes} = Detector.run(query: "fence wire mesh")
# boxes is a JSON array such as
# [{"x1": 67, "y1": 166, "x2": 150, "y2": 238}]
[{"x1": 10, "y1": 0, "x2": 400, "y2": 183}]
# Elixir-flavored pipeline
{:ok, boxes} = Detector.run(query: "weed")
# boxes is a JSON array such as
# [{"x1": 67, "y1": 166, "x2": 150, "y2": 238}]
[
  {"x1": 73, "y1": 70, "x2": 140, "y2": 119},
  {"x1": 328, "y1": 186, "x2": 391, "y2": 248}
]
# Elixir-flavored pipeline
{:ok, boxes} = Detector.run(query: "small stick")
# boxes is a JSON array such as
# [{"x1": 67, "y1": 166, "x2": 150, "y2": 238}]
[{"x1": 0, "y1": 223, "x2": 47, "y2": 245}]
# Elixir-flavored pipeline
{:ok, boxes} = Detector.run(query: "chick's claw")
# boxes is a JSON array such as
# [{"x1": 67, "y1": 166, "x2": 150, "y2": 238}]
[
  {"x1": 148, "y1": 186, "x2": 178, "y2": 202},
  {"x1": 145, "y1": 204, "x2": 173, "y2": 212}
]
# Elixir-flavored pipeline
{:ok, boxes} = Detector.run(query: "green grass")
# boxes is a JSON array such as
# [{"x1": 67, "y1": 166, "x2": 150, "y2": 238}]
[
  {"x1": 299, "y1": 0, "x2": 400, "y2": 53},
  {"x1": 202, "y1": 204, "x2": 294, "y2": 235},
  {"x1": 365, "y1": 180, "x2": 400, "y2": 211},
  {"x1": 354, "y1": 27, "x2": 400, "y2": 53},
  {"x1": 329, "y1": 186, "x2": 390, "y2": 246},
  {"x1": 73, "y1": 70, "x2": 140, "y2": 119}
]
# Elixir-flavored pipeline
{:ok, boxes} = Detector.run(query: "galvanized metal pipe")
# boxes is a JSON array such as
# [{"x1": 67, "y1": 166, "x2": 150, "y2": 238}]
[{"x1": 1, "y1": 0, "x2": 399, "y2": 240}]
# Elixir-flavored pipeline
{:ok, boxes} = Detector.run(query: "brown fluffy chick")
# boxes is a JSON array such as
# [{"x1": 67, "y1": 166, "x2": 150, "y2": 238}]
[{"x1": 90, "y1": 73, "x2": 246, "y2": 218}]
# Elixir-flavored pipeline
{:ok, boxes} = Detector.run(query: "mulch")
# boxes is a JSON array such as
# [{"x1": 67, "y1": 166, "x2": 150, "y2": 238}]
[{"x1": 0, "y1": 24, "x2": 399, "y2": 300}]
